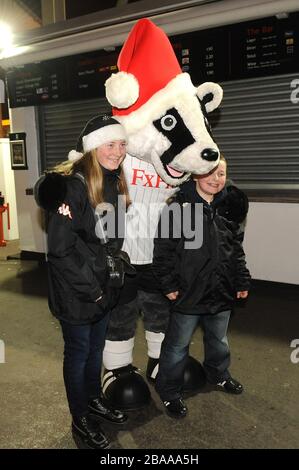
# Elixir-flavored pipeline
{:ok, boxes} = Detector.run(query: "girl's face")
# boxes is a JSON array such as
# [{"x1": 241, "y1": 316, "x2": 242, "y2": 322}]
[
  {"x1": 96, "y1": 140, "x2": 126, "y2": 170},
  {"x1": 194, "y1": 160, "x2": 227, "y2": 201}
]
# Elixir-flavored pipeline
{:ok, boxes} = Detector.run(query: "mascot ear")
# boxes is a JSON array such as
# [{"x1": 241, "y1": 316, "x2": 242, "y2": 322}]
[{"x1": 196, "y1": 82, "x2": 223, "y2": 113}]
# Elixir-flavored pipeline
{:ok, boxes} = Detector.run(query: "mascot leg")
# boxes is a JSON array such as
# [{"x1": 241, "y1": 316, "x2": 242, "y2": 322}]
[
  {"x1": 102, "y1": 298, "x2": 151, "y2": 410},
  {"x1": 145, "y1": 330, "x2": 165, "y2": 382},
  {"x1": 140, "y1": 290, "x2": 207, "y2": 393},
  {"x1": 103, "y1": 338, "x2": 134, "y2": 370}
]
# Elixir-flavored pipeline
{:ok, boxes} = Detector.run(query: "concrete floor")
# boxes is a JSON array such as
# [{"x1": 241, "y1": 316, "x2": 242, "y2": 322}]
[
  {"x1": 0, "y1": 240, "x2": 20, "y2": 260},
  {"x1": 0, "y1": 258, "x2": 299, "y2": 449}
]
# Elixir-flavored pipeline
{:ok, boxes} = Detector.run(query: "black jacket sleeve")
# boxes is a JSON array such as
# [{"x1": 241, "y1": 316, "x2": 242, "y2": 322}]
[
  {"x1": 47, "y1": 179, "x2": 103, "y2": 302},
  {"x1": 233, "y1": 224, "x2": 251, "y2": 292},
  {"x1": 153, "y1": 204, "x2": 182, "y2": 295}
]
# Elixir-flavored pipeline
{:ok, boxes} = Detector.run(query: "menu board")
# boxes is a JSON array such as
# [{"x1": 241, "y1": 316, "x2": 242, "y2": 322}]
[
  {"x1": 171, "y1": 27, "x2": 230, "y2": 84},
  {"x1": 68, "y1": 48, "x2": 120, "y2": 99},
  {"x1": 6, "y1": 12, "x2": 299, "y2": 108},
  {"x1": 6, "y1": 48, "x2": 120, "y2": 107},
  {"x1": 6, "y1": 58, "x2": 67, "y2": 107},
  {"x1": 230, "y1": 14, "x2": 299, "y2": 79}
]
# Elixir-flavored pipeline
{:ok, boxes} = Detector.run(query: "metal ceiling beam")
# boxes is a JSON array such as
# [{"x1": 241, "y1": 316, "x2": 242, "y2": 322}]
[
  {"x1": 0, "y1": 0, "x2": 298, "y2": 68},
  {"x1": 12, "y1": 0, "x2": 219, "y2": 46}
]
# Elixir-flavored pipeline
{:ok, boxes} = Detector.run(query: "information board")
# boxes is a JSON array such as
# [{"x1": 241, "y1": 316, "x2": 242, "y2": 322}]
[
  {"x1": 6, "y1": 58, "x2": 67, "y2": 107},
  {"x1": 6, "y1": 12, "x2": 299, "y2": 108},
  {"x1": 230, "y1": 14, "x2": 299, "y2": 79},
  {"x1": 68, "y1": 48, "x2": 120, "y2": 100},
  {"x1": 172, "y1": 27, "x2": 230, "y2": 84}
]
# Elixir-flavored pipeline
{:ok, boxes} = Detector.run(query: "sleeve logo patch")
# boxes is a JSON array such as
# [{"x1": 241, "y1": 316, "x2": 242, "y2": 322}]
[{"x1": 58, "y1": 203, "x2": 72, "y2": 219}]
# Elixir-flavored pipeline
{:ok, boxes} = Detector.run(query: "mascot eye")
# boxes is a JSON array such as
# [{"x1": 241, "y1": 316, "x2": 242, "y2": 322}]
[{"x1": 161, "y1": 114, "x2": 177, "y2": 131}]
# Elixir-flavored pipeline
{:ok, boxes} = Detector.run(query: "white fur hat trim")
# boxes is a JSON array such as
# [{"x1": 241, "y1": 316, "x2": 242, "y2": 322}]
[
  {"x1": 82, "y1": 124, "x2": 126, "y2": 153},
  {"x1": 68, "y1": 150, "x2": 83, "y2": 161}
]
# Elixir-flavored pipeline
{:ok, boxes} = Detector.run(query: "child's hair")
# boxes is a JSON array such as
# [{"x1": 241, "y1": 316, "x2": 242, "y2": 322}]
[
  {"x1": 52, "y1": 151, "x2": 130, "y2": 209},
  {"x1": 219, "y1": 153, "x2": 227, "y2": 164}
]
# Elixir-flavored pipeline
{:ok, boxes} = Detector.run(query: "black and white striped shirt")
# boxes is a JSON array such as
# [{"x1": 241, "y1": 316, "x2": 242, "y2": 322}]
[{"x1": 123, "y1": 154, "x2": 176, "y2": 264}]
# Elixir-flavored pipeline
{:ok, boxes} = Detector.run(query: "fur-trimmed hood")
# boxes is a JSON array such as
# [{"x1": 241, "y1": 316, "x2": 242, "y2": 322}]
[
  {"x1": 34, "y1": 173, "x2": 67, "y2": 212},
  {"x1": 216, "y1": 184, "x2": 249, "y2": 224}
]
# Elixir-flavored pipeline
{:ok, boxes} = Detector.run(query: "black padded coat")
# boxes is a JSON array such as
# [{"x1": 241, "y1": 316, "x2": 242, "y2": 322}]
[
  {"x1": 153, "y1": 180, "x2": 251, "y2": 315},
  {"x1": 36, "y1": 169, "x2": 124, "y2": 325}
]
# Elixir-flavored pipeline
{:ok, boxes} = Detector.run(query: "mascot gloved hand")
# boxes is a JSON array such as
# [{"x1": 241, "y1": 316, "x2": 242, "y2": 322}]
[{"x1": 102, "y1": 18, "x2": 223, "y2": 410}]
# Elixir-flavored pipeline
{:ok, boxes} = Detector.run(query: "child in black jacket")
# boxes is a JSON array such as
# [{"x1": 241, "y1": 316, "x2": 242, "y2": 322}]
[{"x1": 153, "y1": 155, "x2": 251, "y2": 419}]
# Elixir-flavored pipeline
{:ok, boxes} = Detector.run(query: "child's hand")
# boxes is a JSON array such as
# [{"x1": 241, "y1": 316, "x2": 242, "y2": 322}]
[
  {"x1": 166, "y1": 291, "x2": 179, "y2": 300},
  {"x1": 237, "y1": 291, "x2": 248, "y2": 299}
]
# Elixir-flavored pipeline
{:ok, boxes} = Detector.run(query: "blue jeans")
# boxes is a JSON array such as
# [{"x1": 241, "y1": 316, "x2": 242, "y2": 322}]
[
  {"x1": 156, "y1": 310, "x2": 231, "y2": 401},
  {"x1": 60, "y1": 314, "x2": 110, "y2": 418}
]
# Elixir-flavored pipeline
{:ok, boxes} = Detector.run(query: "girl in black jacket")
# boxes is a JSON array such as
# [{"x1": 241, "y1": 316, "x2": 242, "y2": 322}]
[
  {"x1": 36, "y1": 115, "x2": 130, "y2": 448},
  {"x1": 153, "y1": 155, "x2": 251, "y2": 419}
]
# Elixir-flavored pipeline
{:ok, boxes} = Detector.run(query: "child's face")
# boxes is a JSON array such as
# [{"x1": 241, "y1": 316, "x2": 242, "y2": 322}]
[
  {"x1": 96, "y1": 140, "x2": 127, "y2": 170},
  {"x1": 194, "y1": 160, "x2": 227, "y2": 197}
]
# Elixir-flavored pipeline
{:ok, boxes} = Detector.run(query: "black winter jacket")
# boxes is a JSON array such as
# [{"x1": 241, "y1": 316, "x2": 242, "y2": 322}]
[
  {"x1": 153, "y1": 180, "x2": 251, "y2": 315},
  {"x1": 36, "y1": 169, "x2": 124, "y2": 325}
]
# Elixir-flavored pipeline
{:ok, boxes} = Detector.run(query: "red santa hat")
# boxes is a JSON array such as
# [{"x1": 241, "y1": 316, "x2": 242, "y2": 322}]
[{"x1": 105, "y1": 19, "x2": 196, "y2": 131}]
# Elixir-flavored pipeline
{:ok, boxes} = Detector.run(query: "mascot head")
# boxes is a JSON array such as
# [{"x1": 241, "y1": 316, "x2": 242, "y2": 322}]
[{"x1": 105, "y1": 18, "x2": 223, "y2": 186}]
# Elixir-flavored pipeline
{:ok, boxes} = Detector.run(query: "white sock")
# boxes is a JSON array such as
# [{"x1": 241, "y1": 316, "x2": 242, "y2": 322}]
[
  {"x1": 103, "y1": 338, "x2": 134, "y2": 370},
  {"x1": 145, "y1": 331, "x2": 165, "y2": 359}
]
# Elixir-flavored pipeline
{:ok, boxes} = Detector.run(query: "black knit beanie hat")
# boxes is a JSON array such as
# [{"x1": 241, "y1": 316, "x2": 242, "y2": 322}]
[{"x1": 68, "y1": 115, "x2": 127, "y2": 161}]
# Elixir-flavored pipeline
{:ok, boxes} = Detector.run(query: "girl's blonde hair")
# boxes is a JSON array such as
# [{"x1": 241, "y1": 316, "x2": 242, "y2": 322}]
[{"x1": 52, "y1": 150, "x2": 130, "y2": 209}]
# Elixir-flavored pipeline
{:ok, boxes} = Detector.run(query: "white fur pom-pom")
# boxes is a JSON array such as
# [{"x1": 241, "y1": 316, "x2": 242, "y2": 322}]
[
  {"x1": 105, "y1": 72, "x2": 139, "y2": 109},
  {"x1": 68, "y1": 150, "x2": 83, "y2": 161}
]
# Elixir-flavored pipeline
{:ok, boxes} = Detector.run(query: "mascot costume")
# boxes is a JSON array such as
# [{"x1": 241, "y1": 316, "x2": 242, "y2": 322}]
[{"x1": 101, "y1": 18, "x2": 224, "y2": 410}]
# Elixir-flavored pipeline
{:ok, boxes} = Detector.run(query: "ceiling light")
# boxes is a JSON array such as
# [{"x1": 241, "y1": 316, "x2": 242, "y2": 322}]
[{"x1": 0, "y1": 22, "x2": 13, "y2": 51}]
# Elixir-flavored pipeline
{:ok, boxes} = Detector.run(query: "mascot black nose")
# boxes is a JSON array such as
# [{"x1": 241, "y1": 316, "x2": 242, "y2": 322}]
[{"x1": 201, "y1": 148, "x2": 219, "y2": 161}]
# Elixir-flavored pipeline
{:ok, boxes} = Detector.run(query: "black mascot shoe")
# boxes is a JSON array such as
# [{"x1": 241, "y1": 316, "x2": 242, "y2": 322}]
[
  {"x1": 216, "y1": 377, "x2": 243, "y2": 394},
  {"x1": 102, "y1": 365, "x2": 151, "y2": 411},
  {"x1": 163, "y1": 398, "x2": 188, "y2": 419},
  {"x1": 72, "y1": 415, "x2": 110, "y2": 449},
  {"x1": 146, "y1": 356, "x2": 206, "y2": 396},
  {"x1": 88, "y1": 396, "x2": 128, "y2": 424}
]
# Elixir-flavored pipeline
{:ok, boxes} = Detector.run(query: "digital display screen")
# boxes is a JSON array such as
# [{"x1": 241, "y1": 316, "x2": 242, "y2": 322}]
[
  {"x1": 68, "y1": 48, "x2": 120, "y2": 99},
  {"x1": 6, "y1": 13, "x2": 299, "y2": 108},
  {"x1": 231, "y1": 14, "x2": 299, "y2": 79},
  {"x1": 7, "y1": 58, "x2": 67, "y2": 107}
]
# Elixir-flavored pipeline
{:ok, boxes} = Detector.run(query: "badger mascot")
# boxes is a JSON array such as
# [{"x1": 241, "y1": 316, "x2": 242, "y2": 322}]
[{"x1": 101, "y1": 18, "x2": 224, "y2": 410}]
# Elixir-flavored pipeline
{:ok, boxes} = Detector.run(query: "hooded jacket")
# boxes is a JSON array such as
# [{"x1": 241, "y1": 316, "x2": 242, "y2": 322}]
[
  {"x1": 35, "y1": 169, "x2": 124, "y2": 325},
  {"x1": 153, "y1": 180, "x2": 251, "y2": 315}
]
